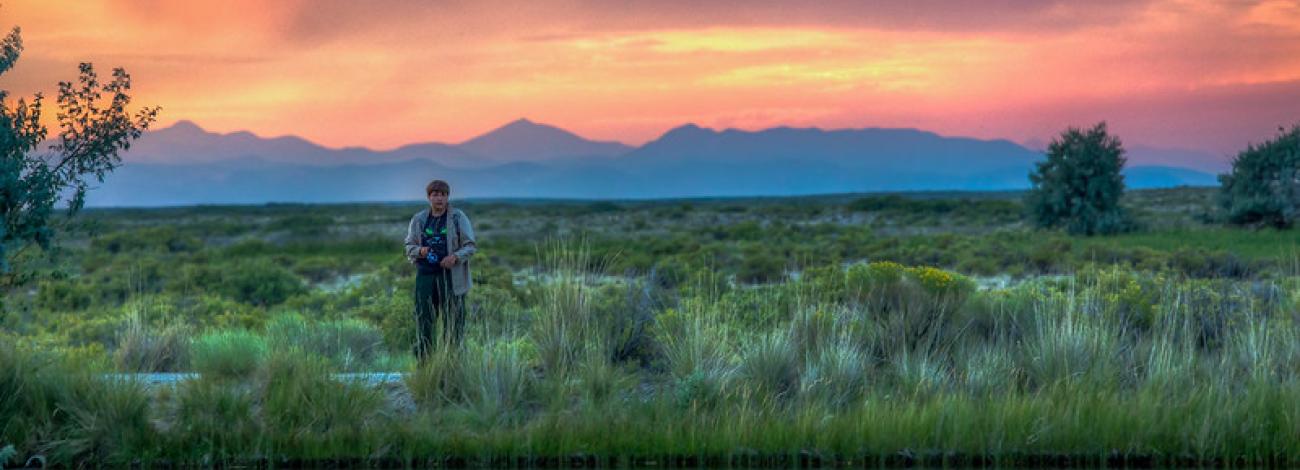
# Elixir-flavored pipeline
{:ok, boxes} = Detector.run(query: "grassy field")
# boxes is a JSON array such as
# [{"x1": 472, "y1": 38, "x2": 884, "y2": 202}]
[{"x1": 3, "y1": 187, "x2": 1300, "y2": 466}]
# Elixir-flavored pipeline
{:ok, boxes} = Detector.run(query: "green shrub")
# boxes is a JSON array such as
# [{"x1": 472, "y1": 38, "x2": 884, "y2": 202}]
[
  {"x1": 35, "y1": 280, "x2": 94, "y2": 311},
  {"x1": 736, "y1": 241, "x2": 787, "y2": 284},
  {"x1": 90, "y1": 227, "x2": 202, "y2": 254},
  {"x1": 190, "y1": 330, "x2": 267, "y2": 379},
  {"x1": 183, "y1": 259, "x2": 306, "y2": 306},
  {"x1": 845, "y1": 262, "x2": 974, "y2": 356},
  {"x1": 1027, "y1": 122, "x2": 1133, "y2": 236},
  {"x1": 1219, "y1": 125, "x2": 1300, "y2": 228}
]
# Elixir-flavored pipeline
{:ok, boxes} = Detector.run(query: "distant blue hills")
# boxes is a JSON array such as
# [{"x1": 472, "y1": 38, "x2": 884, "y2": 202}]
[{"x1": 87, "y1": 118, "x2": 1223, "y2": 206}]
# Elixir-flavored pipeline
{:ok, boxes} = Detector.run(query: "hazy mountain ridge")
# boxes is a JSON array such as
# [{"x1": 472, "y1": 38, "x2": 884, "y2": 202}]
[{"x1": 89, "y1": 120, "x2": 1221, "y2": 206}]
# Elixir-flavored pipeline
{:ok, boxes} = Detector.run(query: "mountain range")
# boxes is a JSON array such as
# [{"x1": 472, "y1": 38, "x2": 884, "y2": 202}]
[{"x1": 85, "y1": 119, "x2": 1224, "y2": 206}]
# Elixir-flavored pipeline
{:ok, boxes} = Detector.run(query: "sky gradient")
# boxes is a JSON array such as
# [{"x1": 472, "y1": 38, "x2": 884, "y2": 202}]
[{"x1": 3, "y1": 0, "x2": 1299, "y2": 157}]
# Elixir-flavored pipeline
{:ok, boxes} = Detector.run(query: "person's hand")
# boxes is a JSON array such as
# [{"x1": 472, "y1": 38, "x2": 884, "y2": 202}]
[
  {"x1": 419, "y1": 247, "x2": 430, "y2": 257},
  {"x1": 440, "y1": 254, "x2": 458, "y2": 269}
]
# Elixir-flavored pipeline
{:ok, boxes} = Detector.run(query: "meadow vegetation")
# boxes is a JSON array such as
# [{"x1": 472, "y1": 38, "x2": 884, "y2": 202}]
[{"x1": 2, "y1": 187, "x2": 1300, "y2": 466}]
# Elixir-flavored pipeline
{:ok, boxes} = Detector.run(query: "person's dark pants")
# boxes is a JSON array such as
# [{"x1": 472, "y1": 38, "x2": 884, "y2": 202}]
[{"x1": 413, "y1": 270, "x2": 465, "y2": 360}]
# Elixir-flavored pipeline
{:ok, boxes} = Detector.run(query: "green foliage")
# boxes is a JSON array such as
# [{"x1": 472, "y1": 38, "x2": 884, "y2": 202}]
[
  {"x1": 1, "y1": 21, "x2": 158, "y2": 285},
  {"x1": 1219, "y1": 125, "x2": 1300, "y2": 228},
  {"x1": 182, "y1": 259, "x2": 306, "y2": 306},
  {"x1": 847, "y1": 195, "x2": 1021, "y2": 222},
  {"x1": 1027, "y1": 122, "x2": 1132, "y2": 235},
  {"x1": 10, "y1": 190, "x2": 1300, "y2": 463},
  {"x1": 189, "y1": 330, "x2": 266, "y2": 380}
]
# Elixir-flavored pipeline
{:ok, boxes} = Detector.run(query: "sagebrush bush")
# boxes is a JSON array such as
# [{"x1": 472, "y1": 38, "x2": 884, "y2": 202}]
[{"x1": 845, "y1": 262, "x2": 974, "y2": 357}]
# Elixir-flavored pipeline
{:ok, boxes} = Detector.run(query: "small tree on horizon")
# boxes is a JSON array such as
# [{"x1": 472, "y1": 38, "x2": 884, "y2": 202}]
[
  {"x1": 1218, "y1": 125, "x2": 1300, "y2": 229},
  {"x1": 1025, "y1": 122, "x2": 1132, "y2": 236},
  {"x1": 1, "y1": 21, "x2": 159, "y2": 289}
]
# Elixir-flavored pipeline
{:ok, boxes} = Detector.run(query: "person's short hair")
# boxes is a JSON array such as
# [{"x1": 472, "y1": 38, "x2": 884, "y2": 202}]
[{"x1": 426, "y1": 179, "x2": 450, "y2": 196}]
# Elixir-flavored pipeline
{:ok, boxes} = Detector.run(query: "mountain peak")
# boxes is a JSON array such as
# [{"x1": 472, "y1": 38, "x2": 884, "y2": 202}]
[
  {"x1": 458, "y1": 119, "x2": 633, "y2": 161},
  {"x1": 163, "y1": 120, "x2": 208, "y2": 134},
  {"x1": 656, "y1": 123, "x2": 715, "y2": 141}
]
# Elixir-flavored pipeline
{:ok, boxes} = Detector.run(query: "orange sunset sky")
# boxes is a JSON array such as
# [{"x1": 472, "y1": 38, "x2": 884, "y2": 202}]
[{"x1": 3, "y1": 0, "x2": 1300, "y2": 157}]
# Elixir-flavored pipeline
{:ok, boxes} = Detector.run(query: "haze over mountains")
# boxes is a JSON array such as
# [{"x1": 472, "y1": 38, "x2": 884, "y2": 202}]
[{"x1": 87, "y1": 119, "x2": 1223, "y2": 206}]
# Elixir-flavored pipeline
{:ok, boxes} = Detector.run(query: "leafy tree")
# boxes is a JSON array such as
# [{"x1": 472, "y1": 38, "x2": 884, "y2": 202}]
[
  {"x1": 1218, "y1": 125, "x2": 1300, "y2": 228},
  {"x1": 1026, "y1": 122, "x2": 1131, "y2": 236},
  {"x1": 1, "y1": 23, "x2": 159, "y2": 288}
]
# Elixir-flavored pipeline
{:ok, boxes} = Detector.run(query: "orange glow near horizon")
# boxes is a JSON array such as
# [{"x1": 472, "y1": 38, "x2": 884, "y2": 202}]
[{"x1": 3, "y1": 0, "x2": 1299, "y2": 155}]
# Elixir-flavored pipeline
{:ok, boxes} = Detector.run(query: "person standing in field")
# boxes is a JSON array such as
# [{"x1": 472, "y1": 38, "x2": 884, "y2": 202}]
[{"x1": 404, "y1": 179, "x2": 476, "y2": 360}]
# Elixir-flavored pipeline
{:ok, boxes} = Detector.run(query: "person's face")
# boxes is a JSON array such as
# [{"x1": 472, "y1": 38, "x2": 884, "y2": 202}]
[{"x1": 427, "y1": 190, "x2": 448, "y2": 210}]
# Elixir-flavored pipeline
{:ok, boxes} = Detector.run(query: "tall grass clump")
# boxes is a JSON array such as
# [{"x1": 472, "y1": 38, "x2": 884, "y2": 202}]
[
  {"x1": 406, "y1": 345, "x2": 466, "y2": 408},
  {"x1": 0, "y1": 338, "x2": 68, "y2": 457},
  {"x1": 112, "y1": 311, "x2": 191, "y2": 373},
  {"x1": 265, "y1": 313, "x2": 392, "y2": 371},
  {"x1": 799, "y1": 334, "x2": 869, "y2": 408},
  {"x1": 654, "y1": 305, "x2": 733, "y2": 378},
  {"x1": 737, "y1": 332, "x2": 801, "y2": 405},
  {"x1": 653, "y1": 267, "x2": 737, "y2": 410},
  {"x1": 257, "y1": 349, "x2": 389, "y2": 458},
  {"x1": 960, "y1": 344, "x2": 1020, "y2": 395},
  {"x1": 529, "y1": 239, "x2": 654, "y2": 377},
  {"x1": 2, "y1": 338, "x2": 158, "y2": 465},
  {"x1": 530, "y1": 240, "x2": 601, "y2": 375},
  {"x1": 459, "y1": 338, "x2": 538, "y2": 422},
  {"x1": 1021, "y1": 288, "x2": 1123, "y2": 389},
  {"x1": 166, "y1": 378, "x2": 259, "y2": 462},
  {"x1": 44, "y1": 375, "x2": 157, "y2": 465},
  {"x1": 190, "y1": 329, "x2": 267, "y2": 380},
  {"x1": 845, "y1": 262, "x2": 975, "y2": 359}
]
